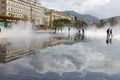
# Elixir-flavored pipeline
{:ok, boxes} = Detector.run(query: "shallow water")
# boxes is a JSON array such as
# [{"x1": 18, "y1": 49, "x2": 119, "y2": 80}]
[
  {"x1": 0, "y1": 35, "x2": 120, "y2": 80},
  {"x1": 1, "y1": 24, "x2": 120, "y2": 80}
]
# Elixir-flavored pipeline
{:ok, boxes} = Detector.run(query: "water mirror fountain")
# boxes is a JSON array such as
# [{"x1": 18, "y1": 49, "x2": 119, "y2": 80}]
[{"x1": 0, "y1": 21, "x2": 120, "y2": 80}]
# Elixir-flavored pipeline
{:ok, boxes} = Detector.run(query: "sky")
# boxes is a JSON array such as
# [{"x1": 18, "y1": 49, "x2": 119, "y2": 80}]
[{"x1": 37, "y1": 0, "x2": 120, "y2": 19}]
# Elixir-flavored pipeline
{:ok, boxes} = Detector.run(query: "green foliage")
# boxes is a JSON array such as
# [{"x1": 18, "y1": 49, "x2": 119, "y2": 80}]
[
  {"x1": 0, "y1": 21, "x2": 12, "y2": 28},
  {"x1": 108, "y1": 17, "x2": 118, "y2": 26},
  {"x1": 97, "y1": 19, "x2": 107, "y2": 28},
  {"x1": 75, "y1": 19, "x2": 87, "y2": 28},
  {"x1": 52, "y1": 18, "x2": 71, "y2": 27},
  {"x1": 97, "y1": 17, "x2": 118, "y2": 28}
]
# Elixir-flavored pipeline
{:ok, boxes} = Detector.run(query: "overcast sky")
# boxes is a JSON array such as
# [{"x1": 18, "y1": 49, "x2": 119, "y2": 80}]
[{"x1": 38, "y1": 0, "x2": 120, "y2": 19}]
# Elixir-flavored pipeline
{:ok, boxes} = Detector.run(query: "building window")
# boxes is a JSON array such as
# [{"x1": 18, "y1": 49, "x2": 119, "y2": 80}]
[{"x1": 11, "y1": 8, "x2": 13, "y2": 11}]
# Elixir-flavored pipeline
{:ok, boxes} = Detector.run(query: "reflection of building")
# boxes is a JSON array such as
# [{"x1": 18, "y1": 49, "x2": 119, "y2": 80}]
[
  {"x1": 0, "y1": 0, "x2": 44, "y2": 25},
  {"x1": 44, "y1": 9, "x2": 73, "y2": 27},
  {"x1": 0, "y1": 37, "x2": 65, "y2": 63}
]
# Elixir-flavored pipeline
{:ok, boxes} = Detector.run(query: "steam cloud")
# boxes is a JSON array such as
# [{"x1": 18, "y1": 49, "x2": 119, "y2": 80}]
[
  {"x1": 1, "y1": 21, "x2": 120, "y2": 77},
  {"x1": 30, "y1": 25, "x2": 120, "y2": 75}
]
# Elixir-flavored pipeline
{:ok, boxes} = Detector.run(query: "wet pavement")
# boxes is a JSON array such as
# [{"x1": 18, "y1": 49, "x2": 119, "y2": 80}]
[
  {"x1": 0, "y1": 30, "x2": 120, "y2": 80},
  {"x1": 0, "y1": 44, "x2": 120, "y2": 80}
]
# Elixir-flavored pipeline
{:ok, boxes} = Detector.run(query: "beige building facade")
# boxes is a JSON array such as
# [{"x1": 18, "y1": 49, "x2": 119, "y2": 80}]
[
  {"x1": 44, "y1": 9, "x2": 73, "y2": 27},
  {"x1": 50, "y1": 10, "x2": 72, "y2": 21},
  {"x1": 49, "y1": 9, "x2": 72, "y2": 27},
  {"x1": 0, "y1": 0, "x2": 44, "y2": 25}
]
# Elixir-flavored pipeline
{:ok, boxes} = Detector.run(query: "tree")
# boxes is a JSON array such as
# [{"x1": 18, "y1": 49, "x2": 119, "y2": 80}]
[
  {"x1": 97, "y1": 19, "x2": 106, "y2": 28},
  {"x1": 52, "y1": 18, "x2": 71, "y2": 28},
  {"x1": 52, "y1": 19, "x2": 64, "y2": 28},
  {"x1": 108, "y1": 17, "x2": 118, "y2": 26},
  {"x1": 59, "y1": 19, "x2": 71, "y2": 25},
  {"x1": 76, "y1": 19, "x2": 87, "y2": 28}
]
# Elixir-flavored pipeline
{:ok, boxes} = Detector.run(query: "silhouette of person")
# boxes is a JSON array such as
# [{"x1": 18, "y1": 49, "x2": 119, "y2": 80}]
[
  {"x1": 82, "y1": 28, "x2": 84, "y2": 35},
  {"x1": 78, "y1": 29, "x2": 80, "y2": 34},
  {"x1": 81, "y1": 28, "x2": 85, "y2": 40},
  {"x1": 109, "y1": 28, "x2": 112, "y2": 44},
  {"x1": 110, "y1": 28, "x2": 112, "y2": 37},
  {"x1": 61, "y1": 28, "x2": 62, "y2": 32},
  {"x1": 106, "y1": 28, "x2": 112, "y2": 44},
  {"x1": 55, "y1": 27, "x2": 57, "y2": 33},
  {"x1": 68, "y1": 27, "x2": 70, "y2": 38},
  {"x1": 107, "y1": 28, "x2": 110, "y2": 38},
  {"x1": 78, "y1": 29, "x2": 81, "y2": 39},
  {"x1": 68, "y1": 27, "x2": 70, "y2": 31},
  {"x1": 0, "y1": 27, "x2": 1, "y2": 32}
]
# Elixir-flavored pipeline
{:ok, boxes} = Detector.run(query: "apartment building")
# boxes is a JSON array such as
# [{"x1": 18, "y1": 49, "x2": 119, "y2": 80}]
[
  {"x1": 44, "y1": 9, "x2": 73, "y2": 27},
  {"x1": 0, "y1": 0, "x2": 44, "y2": 25},
  {"x1": 50, "y1": 9, "x2": 72, "y2": 21}
]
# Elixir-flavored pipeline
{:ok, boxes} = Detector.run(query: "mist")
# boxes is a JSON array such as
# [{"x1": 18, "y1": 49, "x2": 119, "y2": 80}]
[
  {"x1": 1, "y1": 21, "x2": 120, "y2": 77},
  {"x1": 29, "y1": 24, "x2": 120, "y2": 76}
]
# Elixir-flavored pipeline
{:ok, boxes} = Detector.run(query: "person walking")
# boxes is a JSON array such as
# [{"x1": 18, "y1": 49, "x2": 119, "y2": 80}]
[
  {"x1": 106, "y1": 28, "x2": 112, "y2": 44},
  {"x1": 82, "y1": 28, "x2": 84, "y2": 35},
  {"x1": 0, "y1": 27, "x2": 1, "y2": 32},
  {"x1": 109, "y1": 28, "x2": 112, "y2": 44},
  {"x1": 81, "y1": 28, "x2": 85, "y2": 40}
]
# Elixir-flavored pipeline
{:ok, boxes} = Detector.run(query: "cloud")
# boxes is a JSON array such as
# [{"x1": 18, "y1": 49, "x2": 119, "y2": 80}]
[
  {"x1": 38, "y1": 0, "x2": 120, "y2": 18},
  {"x1": 76, "y1": 0, "x2": 110, "y2": 13},
  {"x1": 88, "y1": 0, "x2": 120, "y2": 18},
  {"x1": 38, "y1": 0, "x2": 110, "y2": 13}
]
